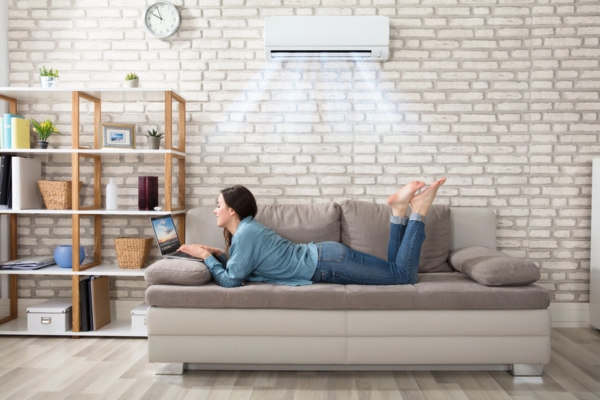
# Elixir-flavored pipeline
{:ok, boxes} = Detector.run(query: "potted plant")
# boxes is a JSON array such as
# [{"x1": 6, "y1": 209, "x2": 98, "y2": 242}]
[
  {"x1": 125, "y1": 72, "x2": 139, "y2": 88},
  {"x1": 31, "y1": 118, "x2": 62, "y2": 149},
  {"x1": 39, "y1": 66, "x2": 59, "y2": 88},
  {"x1": 147, "y1": 128, "x2": 164, "y2": 150}
]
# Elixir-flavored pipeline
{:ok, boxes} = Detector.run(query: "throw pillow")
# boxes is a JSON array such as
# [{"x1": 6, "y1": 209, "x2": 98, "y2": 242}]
[
  {"x1": 145, "y1": 259, "x2": 211, "y2": 286},
  {"x1": 449, "y1": 246, "x2": 540, "y2": 286}
]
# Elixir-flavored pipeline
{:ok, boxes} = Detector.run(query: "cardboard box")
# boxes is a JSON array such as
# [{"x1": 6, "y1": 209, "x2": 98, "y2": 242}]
[
  {"x1": 27, "y1": 298, "x2": 72, "y2": 333},
  {"x1": 131, "y1": 302, "x2": 149, "y2": 333}
]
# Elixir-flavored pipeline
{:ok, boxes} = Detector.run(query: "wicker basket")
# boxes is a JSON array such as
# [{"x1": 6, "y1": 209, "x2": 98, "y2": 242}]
[
  {"x1": 114, "y1": 237, "x2": 153, "y2": 269},
  {"x1": 38, "y1": 180, "x2": 82, "y2": 210}
]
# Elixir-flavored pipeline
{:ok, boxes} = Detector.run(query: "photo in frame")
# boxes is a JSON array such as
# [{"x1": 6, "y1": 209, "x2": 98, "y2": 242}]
[{"x1": 100, "y1": 123, "x2": 136, "y2": 149}]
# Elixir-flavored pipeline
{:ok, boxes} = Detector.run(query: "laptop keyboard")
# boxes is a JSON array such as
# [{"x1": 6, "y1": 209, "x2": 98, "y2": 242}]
[{"x1": 169, "y1": 251, "x2": 197, "y2": 259}]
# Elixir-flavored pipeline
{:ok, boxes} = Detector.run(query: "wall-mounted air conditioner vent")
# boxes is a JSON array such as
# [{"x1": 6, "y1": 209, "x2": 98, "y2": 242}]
[{"x1": 264, "y1": 16, "x2": 390, "y2": 62}]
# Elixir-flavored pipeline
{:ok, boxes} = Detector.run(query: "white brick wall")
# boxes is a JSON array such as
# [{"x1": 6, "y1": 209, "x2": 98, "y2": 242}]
[{"x1": 6, "y1": 0, "x2": 599, "y2": 303}]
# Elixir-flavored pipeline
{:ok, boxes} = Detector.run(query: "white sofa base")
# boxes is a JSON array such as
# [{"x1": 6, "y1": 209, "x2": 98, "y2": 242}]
[{"x1": 147, "y1": 308, "x2": 551, "y2": 376}]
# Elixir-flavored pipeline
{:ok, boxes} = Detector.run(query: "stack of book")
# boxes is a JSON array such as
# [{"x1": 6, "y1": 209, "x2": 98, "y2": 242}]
[
  {"x1": 0, "y1": 114, "x2": 31, "y2": 150},
  {"x1": 0, "y1": 155, "x2": 42, "y2": 210},
  {"x1": 79, "y1": 276, "x2": 111, "y2": 332},
  {"x1": 0, "y1": 256, "x2": 56, "y2": 270}
]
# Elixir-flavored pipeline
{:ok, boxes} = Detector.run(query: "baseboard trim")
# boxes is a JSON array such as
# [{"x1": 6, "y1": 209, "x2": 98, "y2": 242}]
[{"x1": 549, "y1": 302, "x2": 589, "y2": 327}]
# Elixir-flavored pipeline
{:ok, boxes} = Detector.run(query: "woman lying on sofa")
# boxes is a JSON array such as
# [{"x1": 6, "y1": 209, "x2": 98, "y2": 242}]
[{"x1": 178, "y1": 180, "x2": 445, "y2": 288}]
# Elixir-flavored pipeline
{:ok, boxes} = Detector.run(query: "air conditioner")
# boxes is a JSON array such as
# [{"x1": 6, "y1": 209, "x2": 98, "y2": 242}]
[{"x1": 264, "y1": 16, "x2": 390, "y2": 62}]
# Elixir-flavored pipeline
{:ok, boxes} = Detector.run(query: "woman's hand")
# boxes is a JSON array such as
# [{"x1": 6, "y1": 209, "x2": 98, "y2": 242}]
[
  {"x1": 178, "y1": 244, "x2": 213, "y2": 260},
  {"x1": 196, "y1": 245, "x2": 223, "y2": 257}
]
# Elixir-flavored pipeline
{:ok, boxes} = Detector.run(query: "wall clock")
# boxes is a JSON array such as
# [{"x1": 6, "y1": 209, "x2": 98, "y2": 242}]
[{"x1": 143, "y1": 1, "x2": 181, "y2": 39}]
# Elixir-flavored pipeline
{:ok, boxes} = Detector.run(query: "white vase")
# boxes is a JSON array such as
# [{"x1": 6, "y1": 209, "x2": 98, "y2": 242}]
[
  {"x1": 40, "y1": 77, "x2": 58, "y2": 88},
  {"x1": 106, "y1": 179, "x2": 118, "y2": 210},
  {"x1": 126, "y1": 79, "x2": 139, "y2": 88}
]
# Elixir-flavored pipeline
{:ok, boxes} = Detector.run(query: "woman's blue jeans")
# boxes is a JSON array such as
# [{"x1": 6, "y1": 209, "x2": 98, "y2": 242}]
[{"x1": 311, "y1": 215, "x2": 426, "y2": 285}]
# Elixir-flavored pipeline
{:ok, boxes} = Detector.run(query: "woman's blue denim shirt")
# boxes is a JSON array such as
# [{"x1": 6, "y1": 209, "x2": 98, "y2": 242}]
[{"x1": 203, "y1": 216, "x2": 319, "y2": 288}]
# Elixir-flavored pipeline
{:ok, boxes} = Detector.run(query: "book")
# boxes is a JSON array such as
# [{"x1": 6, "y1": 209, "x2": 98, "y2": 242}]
[
  {"x1": 0, "y1": 155, "x2": 11, "y2": 207},
  {"x1": 11, "y1": 157, "x2": 42, "y2": 210},
  {"x1": 90, "y1": 275, "x2": 111, "y2": 331},
  {"x1": 0, "y1": 256, "x2": 56, "y2": 269},
  {"x1": 79, "y1": 277, "x2": 91, "y2": 332},
  {"x1": 11, "y1": 118, "x2": 31, "y2": 149},
  {"x1": 138, "y1": 176, "x2": 158, "y2": 211},
  {"x1": 3, "y1": 114, "x2": 24, "y2": 149},
  {"x1": 88, "y1": 278, "x2": 94, "y2": 330},
  {"x1": 6, "y1": 158, "x2": 11, "y2": 209}
]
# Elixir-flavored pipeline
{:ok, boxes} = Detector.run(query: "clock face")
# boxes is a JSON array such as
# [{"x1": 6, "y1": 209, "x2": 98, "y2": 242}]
[{"x1": 144, "y1": 1, "x2": 181, "y2": 39}]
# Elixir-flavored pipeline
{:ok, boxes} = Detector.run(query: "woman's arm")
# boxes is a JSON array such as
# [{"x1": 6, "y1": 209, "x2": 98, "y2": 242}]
[{"x1": 180, "y1": 241, "x2": 252, "y2": 288}]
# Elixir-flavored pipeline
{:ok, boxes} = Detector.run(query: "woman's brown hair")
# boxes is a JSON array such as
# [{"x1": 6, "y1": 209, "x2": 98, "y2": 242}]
[{"x1": 221, "y1": 185, "x2": 258, "y2": 255}]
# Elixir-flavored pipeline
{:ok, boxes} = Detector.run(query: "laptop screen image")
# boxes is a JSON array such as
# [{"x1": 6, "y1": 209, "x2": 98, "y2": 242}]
[{"x1": 150, "y1": 215, "x2": 182, "y2": 256}]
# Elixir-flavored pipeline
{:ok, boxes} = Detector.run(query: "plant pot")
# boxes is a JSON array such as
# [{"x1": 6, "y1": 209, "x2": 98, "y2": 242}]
[
  {"x1": 149, "y1": 136, "x2": 161, "y2": 150},
  {"x1": 126, "y1": 79, "x2": 139, "y2": 88},
  {"x1": 40, "y1": 77, "x2": 58, "y2": 88},
  {"x1": 53, "y1": 245, "x2": 86, "y2": 269},
  {"x1": 38, "y1": 140, "x2": 49, "y2": 149}
]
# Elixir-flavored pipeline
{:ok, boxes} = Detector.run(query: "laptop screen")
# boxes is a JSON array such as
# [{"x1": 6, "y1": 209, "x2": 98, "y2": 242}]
[{"x1": 150, "y1": 215, "x2": 181, "y2": 255}]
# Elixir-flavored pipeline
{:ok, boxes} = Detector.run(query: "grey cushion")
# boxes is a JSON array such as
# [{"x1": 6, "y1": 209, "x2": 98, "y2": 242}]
[
  {"x1": 449, "y1": 246, "x2": 540, "y2": 286},
  {"x1": 145, "y1": 259, "x2": 211, "y2": 286},
  {"x1": 256, "y1": 202, "x2": 341, "y2": 244},
  {"x1": 339, "y1": 200, "x2": 452, "y2": 273},
  {"x1": 145, "y1": 272, "x2": 551, "y2": 310}
]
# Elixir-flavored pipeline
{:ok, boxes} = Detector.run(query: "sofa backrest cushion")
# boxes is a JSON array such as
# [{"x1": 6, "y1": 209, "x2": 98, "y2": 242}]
[
  {"x1": 256, "y1": 202, "x2": 341, "y2": 244},
  {"x1": 449, "y1": 207, "x2": 497, "y2": 251},
  {"x1": 339, "y1": 200, "x2": 452, "y2": 273}
]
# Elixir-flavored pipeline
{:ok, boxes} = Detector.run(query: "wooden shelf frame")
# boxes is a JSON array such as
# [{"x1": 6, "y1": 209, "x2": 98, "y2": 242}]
[
  {"x1": 0, "y1": 89, "x2": 187, "y2": 336},
  {"x1": 0, "y1": 93, "x2": 18, "y2": 326}
]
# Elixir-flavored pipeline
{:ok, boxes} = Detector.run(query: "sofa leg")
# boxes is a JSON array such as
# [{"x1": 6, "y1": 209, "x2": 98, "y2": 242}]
[
  {"x1": 155, "y1": 363, "x2": 184, "y2": 375},
  {"x1": 511, "y1": 364, "x2": 544, "y2": 376}
]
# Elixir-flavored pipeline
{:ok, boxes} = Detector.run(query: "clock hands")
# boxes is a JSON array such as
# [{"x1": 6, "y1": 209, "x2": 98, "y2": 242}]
[
  {"x1": 153, "y1": 12, "x2": 162, "y2": 20},
  {"x1": 157, "y1": 7, "x2": 162, "y2": 19}
]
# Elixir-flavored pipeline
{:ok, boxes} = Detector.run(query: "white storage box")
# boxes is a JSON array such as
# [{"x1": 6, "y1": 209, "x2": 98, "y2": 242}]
[
  {"x1": 131, "y1": 302, "x2": 149, "y2": 333},
  {"x1": 27, "y1": 298, "x2": 72, "y2": 333}
]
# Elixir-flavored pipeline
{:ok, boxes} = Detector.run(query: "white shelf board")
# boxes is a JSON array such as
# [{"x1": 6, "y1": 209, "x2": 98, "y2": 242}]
[
  {"x1": 0, "y1": 87, "x2": 182, "y2": 102},
  {"x1": 0, "y1": 148, "x2": 185, "y2": 157},
  {"x1": 0, "y1": 263, "x2": 147, "y2": 277},
  {"x1": 0, "y1": 317, "x2": 147, "y2": 337},
  {"x1": 0, "y1": 208, "x2": 186, "y2": 215}
]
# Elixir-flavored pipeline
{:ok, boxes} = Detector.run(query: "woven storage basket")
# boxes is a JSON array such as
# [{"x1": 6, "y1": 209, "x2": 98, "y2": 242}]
[
  {"x1": 38, "y1": 180, "x2": 82, "y2": 210},
  {"x1": 114, "y1": 237, "x2": 153, "y2": 269}
]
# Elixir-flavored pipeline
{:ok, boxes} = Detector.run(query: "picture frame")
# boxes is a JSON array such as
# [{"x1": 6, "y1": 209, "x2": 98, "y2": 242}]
[{"x1": 100, "y1": 123, "x2": 136, "y2": 149}]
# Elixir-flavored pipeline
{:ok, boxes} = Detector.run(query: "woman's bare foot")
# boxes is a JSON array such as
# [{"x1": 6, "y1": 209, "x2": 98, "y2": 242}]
[
  {"x1": 409, "y1": 178, "x2": 446, "y2": 217},
  {"x1": 387, "y1": 181, "x2": 426, "y2": 217}
]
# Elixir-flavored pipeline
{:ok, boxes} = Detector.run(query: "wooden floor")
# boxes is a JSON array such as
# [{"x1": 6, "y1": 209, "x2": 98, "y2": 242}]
[{"x1": 0, "y1": 328, "x2": 599, "y2": 400}]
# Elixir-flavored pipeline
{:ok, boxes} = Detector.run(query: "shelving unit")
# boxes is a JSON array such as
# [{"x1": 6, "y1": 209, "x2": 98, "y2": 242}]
[{"x1": 0, "y1": 87, "x2": 187, "y2": 337}]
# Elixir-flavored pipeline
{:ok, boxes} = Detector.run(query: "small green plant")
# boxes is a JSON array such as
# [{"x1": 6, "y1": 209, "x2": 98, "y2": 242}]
[
  {"x1": 31, "y1": 118, "x2": 62, "y2": 141},
  {"x1": 125, "y1": 72, "x2": 139, "y2": 81},
  {"x1": 147, "y1": 128, "x2": 164, "y2": 139},
  {"x1": 39, "y1": 66, "x2": 59, "y2": 78}
]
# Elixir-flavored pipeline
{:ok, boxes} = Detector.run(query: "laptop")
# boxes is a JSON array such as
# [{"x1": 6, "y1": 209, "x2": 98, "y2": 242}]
[{"x1": 150, "y1": 215, "x2": 203, "y2": 261}]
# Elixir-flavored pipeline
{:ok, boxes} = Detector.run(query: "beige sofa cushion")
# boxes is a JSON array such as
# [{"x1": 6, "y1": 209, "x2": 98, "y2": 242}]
[
  {"x1": 449, "y1": 246, "x2": 541, "y2": 286},
  {"x1": 145, "y1": 259, "x2": 211, "y2": 286},
  {"x1": 339, "y1": 201, "x2": 452, "y2": 273},
  {"x1": 256, "y1": 202, "x2": 341, "y2": 244},
  {"x1": 146, "y1": 273, "x2": 551, "y2": 311}
]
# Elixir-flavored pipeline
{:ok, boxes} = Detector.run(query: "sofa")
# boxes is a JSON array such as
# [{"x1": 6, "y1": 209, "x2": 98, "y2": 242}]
[{"x1": 144, "y1": 201, "x2": 551, "y2": 376}]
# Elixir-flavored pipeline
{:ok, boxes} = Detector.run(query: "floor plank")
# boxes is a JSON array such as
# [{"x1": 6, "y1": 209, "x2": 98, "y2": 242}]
[{"x1": 0, "y1": 328, "x2": 599, "y2": 400}]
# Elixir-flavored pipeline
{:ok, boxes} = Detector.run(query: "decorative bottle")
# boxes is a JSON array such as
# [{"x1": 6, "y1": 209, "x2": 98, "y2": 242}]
[{"x1": 106, "y1": 178, "x2": 118, "y2": 210}]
